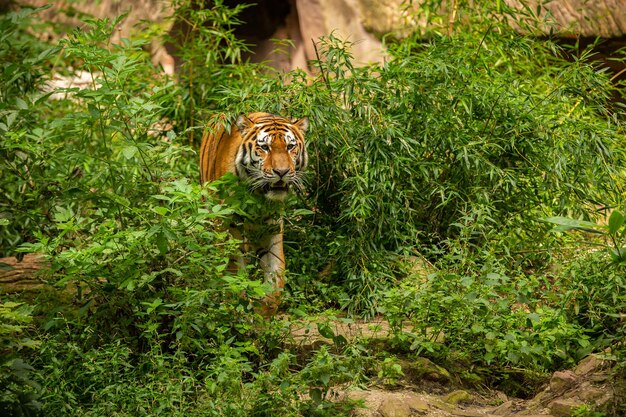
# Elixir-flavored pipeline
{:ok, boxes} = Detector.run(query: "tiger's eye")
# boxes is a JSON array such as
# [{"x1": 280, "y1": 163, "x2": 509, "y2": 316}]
[
  {"x1": 259, "y1": 144, "x2": 270, "y2": 152},
  {"x1": 287, "y1": 143, "x2": 295, "y2": 151}
]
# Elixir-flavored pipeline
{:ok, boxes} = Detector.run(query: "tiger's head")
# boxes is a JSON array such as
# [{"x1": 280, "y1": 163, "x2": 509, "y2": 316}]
[{"x1": 235, "y1": 113, "x2": 309, "y2": 201}]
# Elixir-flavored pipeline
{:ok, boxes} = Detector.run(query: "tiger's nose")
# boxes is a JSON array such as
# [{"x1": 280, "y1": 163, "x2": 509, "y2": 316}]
[{"x1": 273, "y1": 168, "x2": 289, "y2": 178}]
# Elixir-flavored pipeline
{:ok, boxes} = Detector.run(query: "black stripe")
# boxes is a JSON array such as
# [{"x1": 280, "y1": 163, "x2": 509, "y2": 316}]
[
  {"x1": 292, "y1": 130, "x2": 305, "y2": 141},
  {"x1": 247, "y1": 142, "x2": 254, "y2": 161}
]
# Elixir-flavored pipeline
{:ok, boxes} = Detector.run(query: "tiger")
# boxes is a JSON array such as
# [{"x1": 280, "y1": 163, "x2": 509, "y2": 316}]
[{"x1": 199, "y1": 112, "x2": 309, "y2": 316}]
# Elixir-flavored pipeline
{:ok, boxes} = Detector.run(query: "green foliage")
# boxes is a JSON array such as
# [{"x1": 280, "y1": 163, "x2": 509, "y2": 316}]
[
  {"x1": 265, "y1": 28, "x2": 623, "y2": 314},
  {"x1": 545, "y1": 210, "x2": 626, "y2": 265},
  {"x1": 572, "y1": 404, "x2": 606, "y2": 417},
  {"x1": 0, "y1": 7, "x2": 60, "y2": 256},
  {"x1": 383, "y1": 266, "x2": 592, "y2": 371},
  {"x1": 0, "y1": 302, "x2": 41, "y2": 417},
  {"x1": 376, "y1": 356, "x2": 405, "y2": 386},
  {"x1": 543, "y1": 211, "x2": 626, "y2": 343},
  {"x1": 164, "y1": 0, "x2": 253, "y2": 139},
  {"x1": 1, "y1": 4, "x2": 363, "y2": 415},
  {"x1": 1, "y1": 0, "x2": 625, "y2": 415},
  {"x1": 0, "y1": 6, "x2": 54, "y2": 101},
  {"x1": 558, "y1": 250, "x2": 626, "y2": 342}
]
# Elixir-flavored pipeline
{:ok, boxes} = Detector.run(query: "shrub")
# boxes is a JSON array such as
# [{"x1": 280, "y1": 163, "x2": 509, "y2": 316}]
[
  {"x1": 1, "y1": 1, "x2": 625, "y2": 414},
  {"x1": 383, "y1": 266, "x2": 592, "y2": 370},
  {"x1": 279, "y1": 31, "x2": 623, "y2": 313},
  {"x1": 0, "y1": 302, "x2": 41, "y2": 417},
  {"x1": 1, "y1": 6, "x2": 364, "y2": 415},
  {"x1": 545, "y1": 212, "x2": 626, "y2": 342},
  {"x1": 0, "y1": 6, "x2": 60, "y2": 256}
]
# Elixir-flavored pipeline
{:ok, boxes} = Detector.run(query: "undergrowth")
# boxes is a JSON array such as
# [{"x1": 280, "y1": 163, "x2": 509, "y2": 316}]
[{"x1": 0, "y1": 1, "x2": 624, "y2": 416}]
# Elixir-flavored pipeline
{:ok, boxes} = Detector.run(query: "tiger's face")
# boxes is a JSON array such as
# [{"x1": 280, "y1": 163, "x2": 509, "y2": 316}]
[{"x1": 235, "y1": 114, "x2": 309, "y2": 200}]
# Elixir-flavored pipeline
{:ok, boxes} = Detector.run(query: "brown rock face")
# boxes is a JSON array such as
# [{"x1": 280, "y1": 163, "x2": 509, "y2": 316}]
[
  {"x1": 549, "y1": 371, "x2": 579, "y2": 393},
  {"x1": 378, "y1": 398, "x2": 411, "y2": 417},
  {"x1": 504, "y1": 0, "x2": 626, "y2": 38},
  {"x1": 549, "y1": 398, "x2": 585, "y2": 416}
]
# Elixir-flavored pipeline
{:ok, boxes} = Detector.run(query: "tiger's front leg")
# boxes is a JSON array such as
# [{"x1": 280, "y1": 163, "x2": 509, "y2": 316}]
[{"x1": 252, "y1": 219, "x2": 285, "y2": 316}]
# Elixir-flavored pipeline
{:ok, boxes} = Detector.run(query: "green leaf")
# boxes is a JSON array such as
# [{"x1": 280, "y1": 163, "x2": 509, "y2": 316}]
[
  {"x1": 607, "y1": 210, "x2": 625, "y2": 235},
  {"x1": 156, "y1": 232, "x2": 168, "y2": 254},
  {"x1": 152, "y1": 206, "x2": 169, "y2": 216},
  {"x1": 333, "y1": 334, "x2": 348, "y2": 348},
  {"x1": 577, "y1": 338, "x2": 590, "y2": 348},
  {"x1": 319, "y1": 373, "x2": 330, "y2": 386},
  {"x1": 15, "y1": 97, "x2": 28, "y2": 110},
  {"x1": 122, "y1": 145, "x2": 138, "y2": 159},
  {"x1": 6, "y1": 111, "x2": 17, "y2": 128},
  {"x1": 610, "y1": 248, "x2": 626, "y2": 263},
  {"x1": 542, "y1": 216, "x2": 602, "y2": 234},
  {"x1": 104, "y1": 191, "x2": 131, "y2": 207},
  {"x1": 292, "y1": 208, "x2": 314, "y2": 216},
  {"x1": 151, "y1": 195, "x2": 171, "y2": 201},
  {"x1": 53, "y1": 206, "x2": 74, "y2": 223},
  {"x1": 317, "y1": 322, "x2": 335, "y2": 339},
  {"x1": 310, "y1": 388, "x2": 323, "y2": 404},
  {"x1": 88, "y1": 103, "x2": 100, "y2": 118}
]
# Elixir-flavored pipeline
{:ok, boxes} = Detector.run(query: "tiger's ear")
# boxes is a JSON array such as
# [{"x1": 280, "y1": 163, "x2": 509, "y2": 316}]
[
  {"x1": 236, "y1": 113, "x2": 254, "y2": 132},
  {"x1": 292, "y1": 117, "x2": 309, "y2": 133}
]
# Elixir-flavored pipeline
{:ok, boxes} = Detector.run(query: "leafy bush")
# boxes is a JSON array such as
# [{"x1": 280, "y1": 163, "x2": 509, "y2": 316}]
[
  {"x1": 1, "y1": 5, "x2": 366, "y2": 415},
  {"x1": 0, "y1": 6, "x2": 59, "y2": 256},
  {"x1": 0, "y1": 302, "x2": 41, "y2": 417},
  {"x1": 383, "y1": 267, "x2": 592, "y2": 370},
  {"x1": 561, "y1": 253, "x2": 626, "y2": 342},
  {"x1": 1, "y1": 1, "x2": 625, "y2": 415},
  {"x1": 545, "y1": 211, "x2": 626, "y2": 341},
  {"x1": 277, "y1": 31, "x2": 623, "y2": 313}
]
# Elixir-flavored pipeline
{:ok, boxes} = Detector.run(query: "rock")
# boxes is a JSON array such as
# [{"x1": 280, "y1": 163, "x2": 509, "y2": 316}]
[
  {"x1": 327, "y1": 353, "x2": 620, "y2": 417},
  {"x1": 549, "y1": 371, "x2": 579, "y2": 393},
  {"x1": 405, "y1": 395, "x2": 429, "y2": 412},
  {"x1": 577, "y1": 386, "x2": 607, "y2": 402},
  {"x1": 574, "y1": 355, "x2": 604, "y2": 376},
  {"x1": 403, "y1": 357, "x2": 451, "y2": 383},
  {"x1": 495, "y1": 391, "x2": 508, "y2": 402},
  {"x1": 442, "y1": 390, "x2": 472, "y2": 405},
  {"x1": 491, "y1": 400, "x2": 515, "y2": 415},
  {"x1": 520, "y1": 415, "x2": 559, "y2": 417},
  {"x1": 378, "y1": 398, "x2": 411, "y2": 417},
  {"x1": 504, "y1": 0, "x2": 626, "y2": 38},
  {"x1": 357, "y1": 0, "x2": 423, "y2": 38},
  {"x1": 344, "y1": 390, "x2": 431, "y2": 417},
  {"x1": 344, "y1": 390, "x2": 380, "y2": 417},
  {"x1": 0, "y1": 253, "x2": 48, "y2": 292},
  {"x1": 549, "y1": 398, "x2": 585, "y2": 417}
]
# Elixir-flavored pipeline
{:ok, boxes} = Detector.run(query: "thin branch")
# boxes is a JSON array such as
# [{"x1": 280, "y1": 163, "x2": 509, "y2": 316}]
[
  {"x1": 312, "y1": 39, "x2": 331, "y2": 91},
  {"x1": 448, "y1": 0, "x2": 459, "y2": 36}
]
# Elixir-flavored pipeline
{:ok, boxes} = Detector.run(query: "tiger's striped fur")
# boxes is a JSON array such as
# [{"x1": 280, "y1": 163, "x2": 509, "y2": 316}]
[{"x1": 199, "y1": 112, "x2": 309, "y2": 315}]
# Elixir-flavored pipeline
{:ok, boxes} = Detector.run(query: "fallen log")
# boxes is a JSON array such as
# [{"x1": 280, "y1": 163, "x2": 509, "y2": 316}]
[{"x1": 0, "y1": 253, "x2": 49, "y2": 293}]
